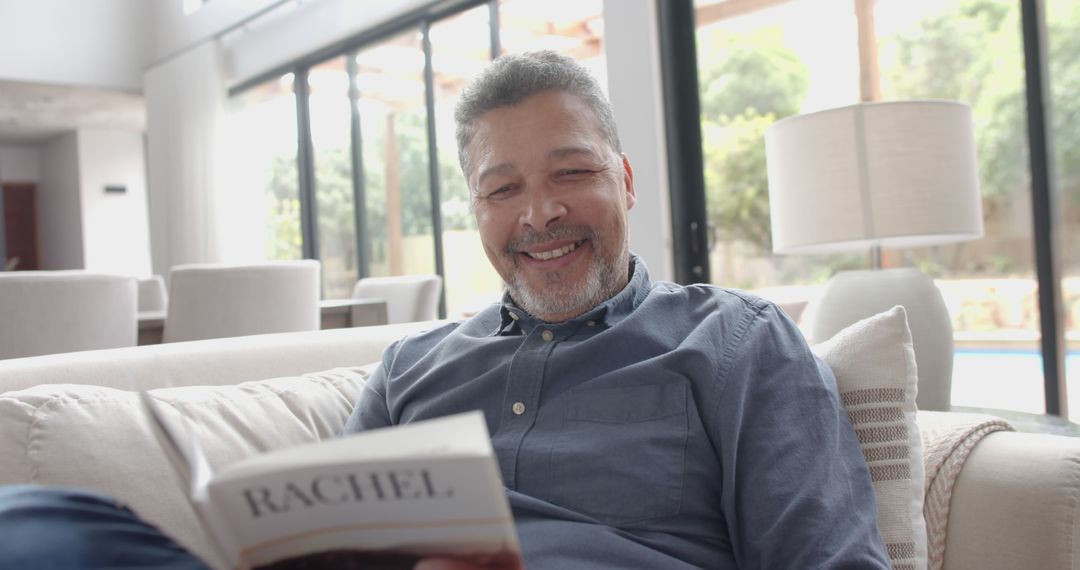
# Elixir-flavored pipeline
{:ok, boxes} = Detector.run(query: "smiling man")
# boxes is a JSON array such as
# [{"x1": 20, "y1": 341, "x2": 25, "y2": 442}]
[{"x1": 341, "y1": 51, "x2": 890, "y2": 569}]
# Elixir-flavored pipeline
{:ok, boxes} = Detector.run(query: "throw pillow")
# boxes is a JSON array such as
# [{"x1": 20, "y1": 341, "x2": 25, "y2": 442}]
[{"x1": 812, "y1": 305, "x2": 927, "y2": 570}]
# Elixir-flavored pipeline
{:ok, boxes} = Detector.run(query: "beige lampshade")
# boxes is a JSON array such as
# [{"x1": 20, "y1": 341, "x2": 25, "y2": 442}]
[{"x1": 765, "y1": 100, "x2": 984, "y2": 254}]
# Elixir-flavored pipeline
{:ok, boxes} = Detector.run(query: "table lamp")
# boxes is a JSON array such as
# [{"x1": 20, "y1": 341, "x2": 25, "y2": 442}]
[{"x1": 765, "y1": 100, "x2": 983, "y2": 411}]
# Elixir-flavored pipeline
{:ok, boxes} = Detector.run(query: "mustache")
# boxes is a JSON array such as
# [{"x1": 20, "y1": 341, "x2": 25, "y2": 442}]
[{"x1": 505, "y1": 224, "x2": 597, "y2": 254}]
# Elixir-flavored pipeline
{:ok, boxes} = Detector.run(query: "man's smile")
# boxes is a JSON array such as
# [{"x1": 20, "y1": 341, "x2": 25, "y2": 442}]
[{"x1": 521, "y1": 239, "x2": 586, "y2": 261}]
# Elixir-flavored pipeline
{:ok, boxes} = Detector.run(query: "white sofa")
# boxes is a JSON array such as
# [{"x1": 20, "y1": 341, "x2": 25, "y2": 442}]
[{"x1": 1, "y1": 322, "x2": 1079, "y2": 569}]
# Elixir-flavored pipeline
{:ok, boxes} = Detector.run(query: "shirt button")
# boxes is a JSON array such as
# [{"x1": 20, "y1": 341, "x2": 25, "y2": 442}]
[
  {"x1": 586, "y1": 320, "x2": 597, "y2": 327},
  {"x1": 541, "y1": 330, "x2": 554, "y2": 342},
  {"x1": 512, "y1": 402, "x2": 526, "y2": 415}
]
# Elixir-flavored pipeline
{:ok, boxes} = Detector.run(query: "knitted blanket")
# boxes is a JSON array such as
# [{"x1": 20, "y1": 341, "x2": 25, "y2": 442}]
[{"x1": 919, "y1": 412, "x2": 1014, "y2": 570}]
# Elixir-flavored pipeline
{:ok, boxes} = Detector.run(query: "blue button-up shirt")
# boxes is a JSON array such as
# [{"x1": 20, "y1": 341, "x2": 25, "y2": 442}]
[{"x1": 342, "y1": 255, "x2": 888, "y2": 569}]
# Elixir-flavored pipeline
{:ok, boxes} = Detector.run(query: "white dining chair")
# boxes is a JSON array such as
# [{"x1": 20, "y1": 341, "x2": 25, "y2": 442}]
[
  {"x1": 137, "y1": 275, "x2": 169, "y2": 313},
  {"x1": 0, "y1": 271, "x2": 137, "y2": 360},
  {"x1": 351, "y1": 274, "x2": 442, "y2": 324},
  {"x1": 163, "y1": 260, "x2": 320, "y2": 343}
]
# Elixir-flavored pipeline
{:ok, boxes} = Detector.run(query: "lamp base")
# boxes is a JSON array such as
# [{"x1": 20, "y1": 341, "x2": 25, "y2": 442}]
[{"x1": 805, "y1": 268, "x2": 954, "y2": 411}]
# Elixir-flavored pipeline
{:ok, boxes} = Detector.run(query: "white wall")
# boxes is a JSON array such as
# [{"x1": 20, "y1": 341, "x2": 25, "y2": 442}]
[
  {"x1": 37, "y1": 133, "x2": 83, "y2": 269},
  {"x1": 146, "y1": 0, "x2": 432, "y2": 86},
  {"x1": 77, "y1": 130, "x2": 152, "y2": 276},
  {"x1": 604, "y1": 0, "x2": 674, "y2": 282},
  {"x1": 0, "y1": 0, "x2": 151, "y2": 90},
  {"x1": 145, "y1": 42, "x2": 228, "y2": 277},
  {"x1": 20, "y1": 131, "x2": 150, "y2": 274},
  {"x1": 147, "y1": 0, "x2": 282, "y2": 67},
  {"x1": 0, "y1": 145, "x2": 40, "y2": 182}
]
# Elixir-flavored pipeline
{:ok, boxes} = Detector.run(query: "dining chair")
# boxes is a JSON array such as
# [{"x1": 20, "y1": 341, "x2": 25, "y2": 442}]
[
  {"x1": 137, "y1": 275, "x2": 169, "y2": 313},
  {"x1": 0, "y1": 271, "x2": 137, "y2": 359},
  {"x1": 351, "y1": 274, "x2": 442, "y2": 324},
  {"x1": 163, "y1": 260, "x2": 320, "y2": 343}
]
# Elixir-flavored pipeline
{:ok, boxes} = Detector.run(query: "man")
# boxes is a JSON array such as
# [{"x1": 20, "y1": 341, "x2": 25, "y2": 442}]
[
  {"x1": 0, "y1": 51, "x2": 888, "y2": 569},
  {"x1": 340, "y1": 51, "x2": 888, "y2": 568}
]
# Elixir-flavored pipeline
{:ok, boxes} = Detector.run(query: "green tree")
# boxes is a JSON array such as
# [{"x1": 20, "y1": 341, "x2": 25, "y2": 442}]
[
  {"x1": 439, "y1": 150, "x2": 474, "y2": 231},
  {"x1": 702, "y1": 110, "x2": 775, "y2": 250},
  {"x1": 880, "y1": 0, "x2": 1080, "y2": 274},
  {"x1": 264, "y1": 108, "x2": 445, "y2": 270},
  {"x1": 359, "y1": 109, "x2": 434, "y2": 272},
  {"x1": 266, "y1": 156, "x2": 301, "y2": 260},
  {"x1": 882, "y1": 0, "x2": 1027, "y2": 218},
  {"x1": 1047, "y1": 0, "x2": 1080, "y2": 234},
  {"x1": 699, "y1": 27, "x2": 807, "y2": 120},
  {"x1": 389, "y1": 109, "x2": 435, "y2": 237},
  {"x1": 698, "y1": 26, "x2": 809, "y2": 254}
]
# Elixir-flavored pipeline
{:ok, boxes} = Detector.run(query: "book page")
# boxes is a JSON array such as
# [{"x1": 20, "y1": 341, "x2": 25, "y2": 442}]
[
  {"x1": 212, "y1": 455, "x2": 516, "y2": 569},
  {"x1": 218, "y1": 411, "x2": 494, "y2": 482},
  {"x1": 203, "y1": 412, "x2": 517, "y2": 569}
]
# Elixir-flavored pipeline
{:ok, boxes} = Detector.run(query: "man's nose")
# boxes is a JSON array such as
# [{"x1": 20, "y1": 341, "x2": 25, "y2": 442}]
[{"x1": 520, "y1": 187, "x2": 567, "y2": 230}]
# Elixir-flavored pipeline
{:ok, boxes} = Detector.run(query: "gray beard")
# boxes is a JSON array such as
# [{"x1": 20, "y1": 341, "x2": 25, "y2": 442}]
[{"x1": 506, "y1": 246, "x2": 628, "y2": 322}]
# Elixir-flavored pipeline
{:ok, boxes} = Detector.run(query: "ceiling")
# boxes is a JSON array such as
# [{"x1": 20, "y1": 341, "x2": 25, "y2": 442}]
[{"x1": 0, "y1": 80, "x2": 145, "y2": 145}]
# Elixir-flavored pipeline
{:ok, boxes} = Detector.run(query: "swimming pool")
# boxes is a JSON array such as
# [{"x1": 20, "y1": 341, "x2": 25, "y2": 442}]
[{"x1": 951, "y1": 349, "x2": 1080, "y2": 414}]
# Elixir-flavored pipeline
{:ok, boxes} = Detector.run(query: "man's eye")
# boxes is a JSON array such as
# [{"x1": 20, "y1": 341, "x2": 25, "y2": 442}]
[
  {"x1": 487, "y1": 185, "x2": 514, "y2": 198},
  {"x1": 557, "y1": 168, "x2": 601, "y2": 181}
]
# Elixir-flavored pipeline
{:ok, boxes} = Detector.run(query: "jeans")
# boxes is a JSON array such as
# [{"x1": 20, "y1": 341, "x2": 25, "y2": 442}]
[{"x1": 0, "y1": 485, "x2": 211, "y2": 570}]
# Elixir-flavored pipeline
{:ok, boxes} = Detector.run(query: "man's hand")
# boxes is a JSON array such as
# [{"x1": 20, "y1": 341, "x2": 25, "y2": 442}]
[{"x1": 414, "y1": 551, "x2": 523, "y2": 570}]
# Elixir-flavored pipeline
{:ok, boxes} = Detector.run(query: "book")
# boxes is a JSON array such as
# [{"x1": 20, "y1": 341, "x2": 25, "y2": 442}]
[{"x1": 140, "y1": 393, "x2": 520, "y2": 570}]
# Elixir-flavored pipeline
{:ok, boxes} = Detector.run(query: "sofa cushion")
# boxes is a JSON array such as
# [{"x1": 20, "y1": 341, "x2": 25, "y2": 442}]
[
  {"x1": 812, "y1": 306, "x2": 926, "y2": 570},
  {"x1": 0, "y1": 365, "x2": 377, "y2": 569}
]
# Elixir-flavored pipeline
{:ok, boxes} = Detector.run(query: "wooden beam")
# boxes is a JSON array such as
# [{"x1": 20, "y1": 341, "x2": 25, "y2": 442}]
[
  {"x1": 695, "y1": 0, "x2": 794, "y2": 26},
  {"x1": 855, "y1": 0, "x2": 881, "y2": 102}
]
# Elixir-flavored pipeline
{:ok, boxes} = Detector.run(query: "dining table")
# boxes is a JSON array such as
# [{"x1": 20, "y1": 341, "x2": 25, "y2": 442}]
[{"x1": 137, "y1": 298, "x2": 389, "y2": 345}]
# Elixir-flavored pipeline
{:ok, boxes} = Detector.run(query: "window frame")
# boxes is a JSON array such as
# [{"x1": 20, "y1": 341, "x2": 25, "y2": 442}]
[
  {"x1": 663, "y1": 0, "x2": 1066, "y2": 415},
  {"x1": 227, "y1": 0, "x2": 497, "y2": 315}
]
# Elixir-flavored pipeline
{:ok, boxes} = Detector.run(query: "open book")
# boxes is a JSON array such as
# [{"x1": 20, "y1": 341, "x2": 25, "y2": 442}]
[{"x1": 141, "y1": 394, "x2": 519, "y2": 570}]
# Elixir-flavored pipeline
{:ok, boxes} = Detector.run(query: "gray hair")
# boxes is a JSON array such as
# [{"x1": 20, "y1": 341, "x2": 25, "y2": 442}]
[{"x1": 454, "y1": 50, "x2": 622, "y2": 182}]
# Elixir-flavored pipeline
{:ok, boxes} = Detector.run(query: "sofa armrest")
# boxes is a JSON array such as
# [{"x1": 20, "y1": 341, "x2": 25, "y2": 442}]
[{"x1": 943, "y1": 431, "x2": 1080, "y2": 570}]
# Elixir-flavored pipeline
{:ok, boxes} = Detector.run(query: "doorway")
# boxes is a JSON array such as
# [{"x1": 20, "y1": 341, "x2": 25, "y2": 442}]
[{"x1": 2, "y1": 182, "x2": 39, "y2": 270}]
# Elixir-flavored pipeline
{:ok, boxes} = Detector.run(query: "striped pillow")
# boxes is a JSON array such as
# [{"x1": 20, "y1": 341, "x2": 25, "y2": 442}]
[{"x1": 812, "y1": 306, "x2": 926, "y2": 570}]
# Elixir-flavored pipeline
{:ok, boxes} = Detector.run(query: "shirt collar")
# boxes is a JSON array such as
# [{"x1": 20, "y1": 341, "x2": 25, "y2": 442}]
[{"x1": 493, "y1": 253, "x2": 651, "y2": 335}]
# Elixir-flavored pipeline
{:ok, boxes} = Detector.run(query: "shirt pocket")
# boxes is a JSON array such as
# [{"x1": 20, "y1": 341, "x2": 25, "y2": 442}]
[{"x1": 551, "y1": 381, "x2": 688, "y2": 525}]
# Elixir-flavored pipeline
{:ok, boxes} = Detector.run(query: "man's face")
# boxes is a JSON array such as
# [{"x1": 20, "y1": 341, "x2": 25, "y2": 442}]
[{"x1": 466, "y1": 90, "x2": 636, "y2": 322}]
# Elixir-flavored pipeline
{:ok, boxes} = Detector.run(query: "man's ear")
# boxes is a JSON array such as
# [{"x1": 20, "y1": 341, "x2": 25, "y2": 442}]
[{"x1": 621, "y1": 153, "x2": 636, "y2": 210}]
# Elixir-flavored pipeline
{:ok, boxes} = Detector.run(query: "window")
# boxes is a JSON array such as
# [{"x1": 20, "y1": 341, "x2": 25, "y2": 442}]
[
  {"x1": 306, "y1": 56, "x2": 360, "y2": 300},
  {"x1": 1049, "y1": 0, "x2": 1080, "y2": 413},
  {"x1": 227, "y1": 0, "x2": 609, "y2": 319},
  {"x1": 308, "y1": 56, "x2": 359, "y2": 299},
  {"x1": 693, "y1": 0, "x2": 1045, "y2": 414},
  {"x1": 225, "y1": 74, "x2": 302, "y2": 261},
  {"x1": 875, "y1": 0, "x2": 1039, "y2": 412},
  {"x1": 695, "y1": 0, "x2": 867, "y2": 297},
  {"x1": 430, "y1": 4, "x2": 504, "y2": 317},
  {"x1": 355, "y1": 30, "x2": 436, "y2": 279}
]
